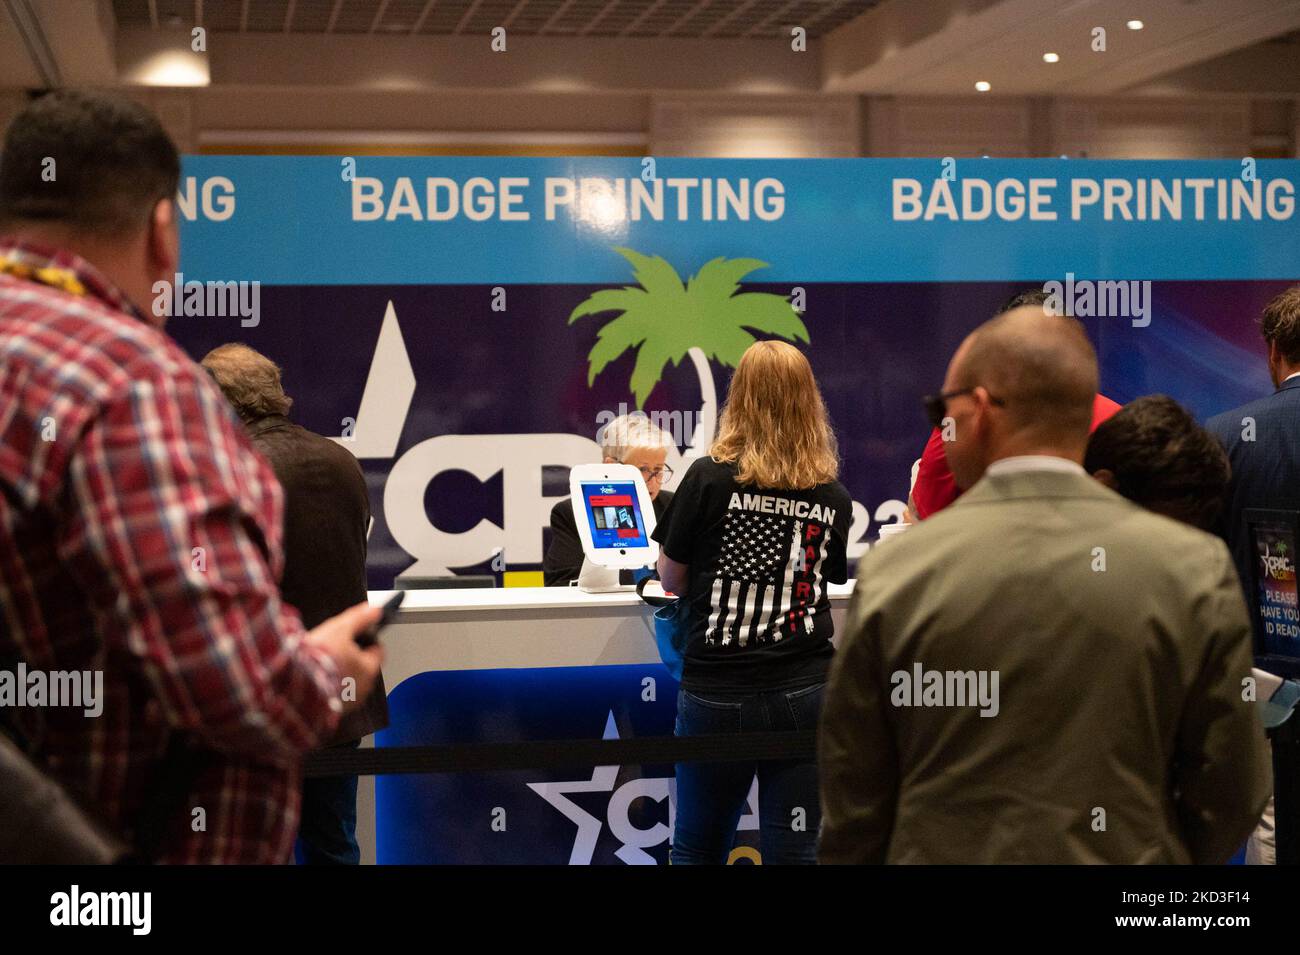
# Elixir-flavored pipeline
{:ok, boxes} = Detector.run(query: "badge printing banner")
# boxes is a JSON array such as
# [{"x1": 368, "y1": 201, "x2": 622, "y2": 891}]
[{"x1": 171, "y1": 157, "x2": 1300, "y2": 863}]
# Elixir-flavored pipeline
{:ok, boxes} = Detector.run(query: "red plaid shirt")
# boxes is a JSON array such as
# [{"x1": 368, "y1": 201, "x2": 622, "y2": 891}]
[{"x1": 0, "y1": 239, "x2": 342, "y2": 863}]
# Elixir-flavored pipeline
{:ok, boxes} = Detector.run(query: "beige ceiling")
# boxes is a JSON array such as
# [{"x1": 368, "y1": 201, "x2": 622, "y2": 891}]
[
  {"x1": 3, "y1": 0, "x2": 1298, "y2": 95},
  {"x1": 110, "y1": 0, "x2": 883, "y2": 37},
  {"x1": 822, "y1": 0, "x2": 1300, "y2": 95}
]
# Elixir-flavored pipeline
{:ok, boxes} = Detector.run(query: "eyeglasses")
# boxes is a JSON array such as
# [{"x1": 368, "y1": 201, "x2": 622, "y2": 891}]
[
  {"x1": 632, "y1": 464, "x2": 674, "y2": 483},
  {"x1": 922, "y1": 388, "x2": 1007, "y2": 429}
]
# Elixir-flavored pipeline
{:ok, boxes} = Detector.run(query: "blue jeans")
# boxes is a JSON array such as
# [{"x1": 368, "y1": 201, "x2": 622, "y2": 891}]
[
  {"x1": 671, "y1": 682, "x2": 825, "y2": 865},
  {"x1": 295, "y1": 739, "x2": 361, "y2": 865}
]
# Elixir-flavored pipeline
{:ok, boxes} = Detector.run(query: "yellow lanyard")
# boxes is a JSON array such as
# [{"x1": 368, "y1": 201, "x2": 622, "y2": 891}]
[{"x1": 0, "y1": 256, "x2": 87, "y2": 297}]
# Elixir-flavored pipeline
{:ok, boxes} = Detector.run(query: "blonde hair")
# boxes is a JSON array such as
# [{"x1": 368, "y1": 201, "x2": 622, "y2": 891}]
[{"x1": 709, "y1": 341, "x2": 839, "y2": 490}]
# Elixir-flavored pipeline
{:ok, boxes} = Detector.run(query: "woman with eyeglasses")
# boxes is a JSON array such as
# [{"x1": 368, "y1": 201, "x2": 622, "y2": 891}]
[
  {"x1": 543, "y1": 413, "x2": 676, "y2": 587},
  {"x1": 652, "y1": 340, "x2": 851, "y2": 865}
]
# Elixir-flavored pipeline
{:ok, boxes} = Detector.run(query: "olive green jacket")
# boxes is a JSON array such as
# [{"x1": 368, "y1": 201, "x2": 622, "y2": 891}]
[{"x1": 819, "y1": 467, "x2": 1271, "y2": 864}]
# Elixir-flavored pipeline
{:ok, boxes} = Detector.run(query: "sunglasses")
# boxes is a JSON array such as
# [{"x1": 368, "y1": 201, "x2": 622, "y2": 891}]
[{"x1": 922, "y1": 388, "x2": 1007, "y2": 430}]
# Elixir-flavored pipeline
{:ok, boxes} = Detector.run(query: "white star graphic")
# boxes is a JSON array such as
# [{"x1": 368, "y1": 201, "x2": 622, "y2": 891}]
[{"x1": 526, "y1": 711, "x2": 622, "y2": 865}]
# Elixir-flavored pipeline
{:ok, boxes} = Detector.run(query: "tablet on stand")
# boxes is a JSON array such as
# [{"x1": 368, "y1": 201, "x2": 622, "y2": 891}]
[{"x1": 569, "y1": 463, "x2": 659, "y2": 593}]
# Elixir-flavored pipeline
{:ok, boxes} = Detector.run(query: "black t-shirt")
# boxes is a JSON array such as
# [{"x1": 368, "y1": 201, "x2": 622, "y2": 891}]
[{"x1": 652, "y1": 457, "x2": 851, "y2": 692}]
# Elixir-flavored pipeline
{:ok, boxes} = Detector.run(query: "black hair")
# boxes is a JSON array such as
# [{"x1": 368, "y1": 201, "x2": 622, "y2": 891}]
[
  {"x1": 1084, "y1": 395, "x2": 1230, "y2": 530},
  {"x1": 997, "y1": 288, "x2": 1051, "y2": 315},
  {"x1": 0, "y1": 89, "x2": 180, "y2": 234}
]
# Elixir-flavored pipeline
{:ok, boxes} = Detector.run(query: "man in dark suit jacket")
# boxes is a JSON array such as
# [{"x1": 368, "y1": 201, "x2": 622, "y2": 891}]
[
  {"x1": 1207, "y1": 286, "x2": 1300, "y2": 594},
  {"x1": 544, "y1": 413, "x2": 676, "y2": 586},
  {"x1": 202, "y1": 343, "x2": 387, "y2": 865},
  {"x1": 1206, "y1": 285, "x2": 1300, "y2": 866}
]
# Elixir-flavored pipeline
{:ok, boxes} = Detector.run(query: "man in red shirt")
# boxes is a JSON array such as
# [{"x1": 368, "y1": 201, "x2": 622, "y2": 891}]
[
  {"x1": 0, "y1": 91, "x2": 383, "y2": 862},
  {"x1": 910, "y1": 291, "x2": 1122, "y2": 519}
]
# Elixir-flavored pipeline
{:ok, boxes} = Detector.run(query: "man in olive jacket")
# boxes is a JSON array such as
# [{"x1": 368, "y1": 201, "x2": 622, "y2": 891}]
[
  {"x1": 203, "y1": 343, "x2": 388, "y2": 864},
  {"x1": 819, "y1": 308, "x2": 1270, "y2": 864}
]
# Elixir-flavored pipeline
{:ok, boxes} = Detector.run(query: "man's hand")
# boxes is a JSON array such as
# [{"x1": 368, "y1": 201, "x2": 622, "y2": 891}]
[{"x1": 304, "y1": 602, "x2": 385, "y2": 710}]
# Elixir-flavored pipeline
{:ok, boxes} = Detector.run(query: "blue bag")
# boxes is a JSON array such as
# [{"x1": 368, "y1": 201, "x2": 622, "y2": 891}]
[{"x1": 636, "y1": 575, "x2": 688, "y2": 681}]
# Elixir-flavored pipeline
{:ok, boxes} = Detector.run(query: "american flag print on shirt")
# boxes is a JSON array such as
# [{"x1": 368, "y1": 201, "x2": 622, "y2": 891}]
[{"x1": 705, "y1": 495, "x2": 835, "y2": 648}]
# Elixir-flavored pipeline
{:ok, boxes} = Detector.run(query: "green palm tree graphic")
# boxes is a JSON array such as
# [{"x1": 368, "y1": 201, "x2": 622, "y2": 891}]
[{"x1": 569, "y1": 247, "x2": 809, "y2": 455}]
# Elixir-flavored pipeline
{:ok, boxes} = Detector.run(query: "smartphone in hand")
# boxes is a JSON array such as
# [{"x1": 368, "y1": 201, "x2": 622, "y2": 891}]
[{"x1": 355, "y1": 590, "x2": 406, "y2": 648}]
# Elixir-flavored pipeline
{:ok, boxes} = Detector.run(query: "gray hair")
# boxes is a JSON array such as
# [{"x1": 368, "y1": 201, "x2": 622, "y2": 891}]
[
  {"x1": 598, "y1": 413, "x2": 673, "y2": 461},
  {"x1": 200, "y1": 343, "x2": 293, "y2": 422}
]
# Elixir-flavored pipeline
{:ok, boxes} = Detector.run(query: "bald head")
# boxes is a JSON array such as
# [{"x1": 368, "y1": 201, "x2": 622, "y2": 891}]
[
  {"x1": 941, "y1": 307, "x2": 1099, "y2": 487},
  {"x1": 954, "y1": 307, "x2": 1097, "y2": 439}
]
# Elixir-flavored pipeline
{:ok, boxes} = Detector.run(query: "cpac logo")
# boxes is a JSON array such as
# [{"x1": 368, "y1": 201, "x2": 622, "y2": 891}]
[
  {"x1": 336, "y1": 302, "x2": 689, "y2": 576},
  {"x1": 1260, "y1": 544, "x2": 1296, "y2": 582},
  {"x1": 527, "y1": 712, "x2": 759, "y2": 865},
  {"x1": 337, "y1": 300, "x2": 888, "y2": 574}
]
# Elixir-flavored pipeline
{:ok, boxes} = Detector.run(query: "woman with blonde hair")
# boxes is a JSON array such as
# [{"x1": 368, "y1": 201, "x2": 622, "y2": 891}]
[{"x1": 653, "y1": 340, "x2": 851, "y2": 864}]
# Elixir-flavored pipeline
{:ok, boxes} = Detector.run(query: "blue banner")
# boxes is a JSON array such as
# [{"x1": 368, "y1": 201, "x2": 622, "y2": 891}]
[{"x1": 178, "y1": 157, "x2": 1300, "y2": 284}]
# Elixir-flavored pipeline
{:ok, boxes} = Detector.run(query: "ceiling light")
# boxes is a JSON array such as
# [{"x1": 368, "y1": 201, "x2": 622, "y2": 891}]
[
  {"x1": 1126, "y1": 19, "x2": 1144, "y2": 30},
  {"x1": 1043, "y1": 52, "x2": 1059, "y2": 63},
  {"x1": 131, "y1": 50, "x2": 210, "y2": 86},
  {"x1": 974, "y1": 80, "x2": 991, "y2": 92}
]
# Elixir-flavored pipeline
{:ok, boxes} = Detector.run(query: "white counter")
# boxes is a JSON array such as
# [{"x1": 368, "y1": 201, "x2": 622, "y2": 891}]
[
  {"x1": 367, "y1": 582, "x2": 857, "y2": 687},
  {"x1": 354, "y1": 581, "x2": 858, "y2": 863}
]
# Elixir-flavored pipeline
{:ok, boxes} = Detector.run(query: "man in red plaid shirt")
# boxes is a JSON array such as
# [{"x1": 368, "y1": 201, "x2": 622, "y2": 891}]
[{"x1": 0, "y1": 91, "x2": 384, "y2": 863}]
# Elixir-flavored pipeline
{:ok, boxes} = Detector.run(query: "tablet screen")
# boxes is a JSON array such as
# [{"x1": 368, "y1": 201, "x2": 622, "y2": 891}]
[{"x1": 581, "y1": 481, "x2": 649, "y2": 549}]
